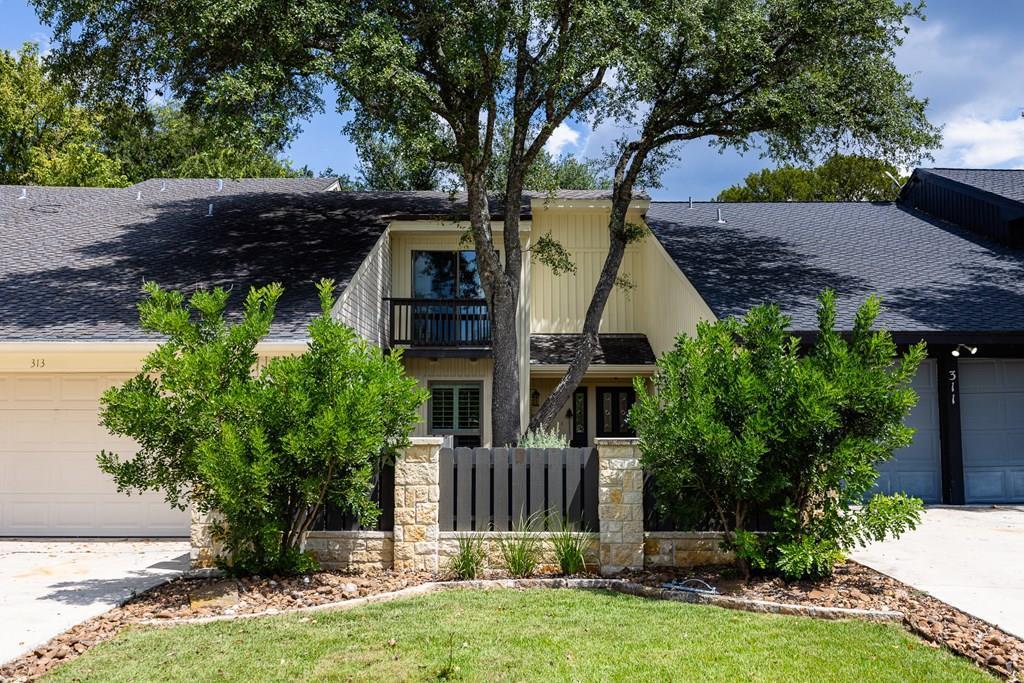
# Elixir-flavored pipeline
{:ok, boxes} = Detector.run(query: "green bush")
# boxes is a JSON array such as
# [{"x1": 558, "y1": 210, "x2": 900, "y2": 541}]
[
  {"x1": 97, "y1": 279, "x2": 427, "y2": 575},
  {"x1": 548, "y1": 513, "x2": 590, "y2": 575},
  {"x1": 446, "y1": 532, "x2": 487, "y2": 580},
  {"x1": 497, "y1": 513, "x2": 543, "y2": 578},
  {"x1": 518, "y1": 426, "x2": 569, "y2": 448},
  {"x1": 631, "y1": 290, "x2": 925, "y2": 580}
]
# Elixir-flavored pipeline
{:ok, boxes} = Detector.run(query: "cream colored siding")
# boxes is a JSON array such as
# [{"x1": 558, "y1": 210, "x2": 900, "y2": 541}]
[
  {"x1": 333, "y1": 228, "x2": 391, "y2": 346},
  {"x1": 637, "y1": 232, "x2": 717, "y2": 357},
  {"x1": 529, "y1": 206, "x2": 644, "y2": 333},
  {"x1": 403, "y1": 357, "x2": 493, "y2": 446}
]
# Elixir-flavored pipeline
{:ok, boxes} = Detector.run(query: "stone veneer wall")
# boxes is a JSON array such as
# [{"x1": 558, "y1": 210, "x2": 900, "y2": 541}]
[
  {"x1": 595, "y1": 438, "x2": 645, "y2": 575},
  {"x1": 306, "y1": 531, "x2": 394, "y2": 570},
  {"x1": 643, "y1": 531, "x2": 733, "y2": 568},
  {"x1": 191, "y1": 437, "x2": 730, "y2": 573}
]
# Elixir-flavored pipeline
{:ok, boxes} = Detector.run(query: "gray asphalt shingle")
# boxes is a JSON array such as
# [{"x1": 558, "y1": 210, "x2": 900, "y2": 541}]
[
  {"x1": 645, "y1": 201, "x2": 1024, "y2": 333},
  {"x1": 924, "y1": 169, "x2": 1024, "y2": 205}
]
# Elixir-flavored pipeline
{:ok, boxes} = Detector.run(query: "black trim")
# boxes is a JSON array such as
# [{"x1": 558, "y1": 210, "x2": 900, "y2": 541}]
[
  {"x1": 399, "y1": 347, "x2": 493, "y2": 358},
  {"x1": 936, "y1": 352, "x2": 966, "y2": 504}
]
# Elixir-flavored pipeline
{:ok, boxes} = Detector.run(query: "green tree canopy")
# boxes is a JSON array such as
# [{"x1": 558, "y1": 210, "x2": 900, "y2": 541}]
[
  {"x1": 718, "y1": 154, "x2": 905, "y2": 202},
  {"x1": 0, "y1": 42, "x2": 125, "y2": 186}
]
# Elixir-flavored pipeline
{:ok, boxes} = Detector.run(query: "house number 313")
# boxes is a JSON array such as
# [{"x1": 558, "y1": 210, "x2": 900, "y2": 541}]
[{"x1": 30, "y1": 358, "x2": 46, "y2": 368}]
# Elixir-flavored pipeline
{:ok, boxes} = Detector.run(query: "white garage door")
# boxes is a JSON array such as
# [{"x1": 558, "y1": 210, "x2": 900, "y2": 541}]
[
  {"x1": 959, "y1": 359, "x2": 1024, "y2": 504},
  {"x1": 873, "y1": 360, "x2": 942, "y2": 503},
  {"x1": 0, "y1": 373, "x2": 188, "y2": 536}
]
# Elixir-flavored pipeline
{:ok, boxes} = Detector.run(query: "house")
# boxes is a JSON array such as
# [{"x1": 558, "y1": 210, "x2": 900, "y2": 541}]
[{"x1": 0, "y1": 168, "x2": 1022, "y2": 537}]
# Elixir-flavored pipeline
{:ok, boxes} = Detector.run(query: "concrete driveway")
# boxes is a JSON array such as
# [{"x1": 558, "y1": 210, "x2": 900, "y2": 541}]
[
  {"x1": 852, "y1": 506, "x2": 1024, "y2": 638},
  {"x1": 0, "y1": 539, "x2": 188, "y2": 665}
]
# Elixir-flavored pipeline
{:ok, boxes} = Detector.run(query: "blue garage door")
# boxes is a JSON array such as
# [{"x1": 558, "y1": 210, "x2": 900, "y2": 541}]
[
  {"x1": 959, "y1": 359, "x2": 1024, "y2": 504},
  {"x1": 873, "y1": 360, "x2": 941, "y2": 503}
]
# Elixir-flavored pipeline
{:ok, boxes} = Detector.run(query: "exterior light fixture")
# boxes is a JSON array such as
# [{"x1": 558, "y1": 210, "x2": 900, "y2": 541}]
[{"x1": 951, "y1": 344, "x2": 978, "y2": 357}]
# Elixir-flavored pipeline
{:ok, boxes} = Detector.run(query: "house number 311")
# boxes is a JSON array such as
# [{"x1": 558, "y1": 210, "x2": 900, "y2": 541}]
[{"x1": 948, "y1": 369, "x2": 957, "y2": 406}]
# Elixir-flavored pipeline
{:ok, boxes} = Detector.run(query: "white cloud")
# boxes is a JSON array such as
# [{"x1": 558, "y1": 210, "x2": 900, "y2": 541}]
[
  {"x1": 941, "y1": 115, "x2": 1024, "y2": 168},
  {"x1": 545, "y1": 122, "x2": 581, "y2": 157}
]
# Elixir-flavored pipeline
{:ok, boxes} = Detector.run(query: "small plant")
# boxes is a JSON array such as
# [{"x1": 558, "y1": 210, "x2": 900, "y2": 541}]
[
  {"x1": 497, "y1": 512, "x2": 543, "y2": 578},
  {"x1": 446, "y1": 532, "x2": 486, "y2": 580},
  {"x1": 436, "y1": 632, "x2": 461, "y2": 680},
  {"x1": 518, "y1": 426, "x2": 569, "y2": 449},
  {"x1": 548, "y1": 513, "x2": 591, "y2": 575}
]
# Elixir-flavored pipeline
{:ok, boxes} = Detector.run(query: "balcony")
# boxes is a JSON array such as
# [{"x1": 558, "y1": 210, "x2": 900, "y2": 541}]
[{"x1": 387, "y1": 298, "x2": 492, "y2": 356}]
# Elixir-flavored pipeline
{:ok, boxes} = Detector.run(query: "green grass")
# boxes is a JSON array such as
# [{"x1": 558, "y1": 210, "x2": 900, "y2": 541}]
[{"x1": 47, "y1": 589, "x2": 990, "y2": 682}]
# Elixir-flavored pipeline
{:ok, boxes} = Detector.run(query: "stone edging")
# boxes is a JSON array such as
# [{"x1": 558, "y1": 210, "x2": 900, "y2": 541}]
[{"x1": 138, "y1": 578, "x2": 903, "y2": 628}]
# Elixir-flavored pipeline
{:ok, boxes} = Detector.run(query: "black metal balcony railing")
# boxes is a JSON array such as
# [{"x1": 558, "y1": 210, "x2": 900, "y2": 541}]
[{"x1": 387, "y1": 298, "x2": 491, "y2": 348}]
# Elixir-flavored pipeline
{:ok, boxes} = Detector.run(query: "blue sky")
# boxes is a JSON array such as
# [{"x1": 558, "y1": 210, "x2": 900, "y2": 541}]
[{"x1": 3, "y1": 0, "x2": 1023, "y2": 199}]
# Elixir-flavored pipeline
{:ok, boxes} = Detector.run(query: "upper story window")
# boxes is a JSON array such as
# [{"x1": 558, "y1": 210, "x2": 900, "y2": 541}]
[{"x1": 413, "y1": 250, "x2": 485, "y2": 299}]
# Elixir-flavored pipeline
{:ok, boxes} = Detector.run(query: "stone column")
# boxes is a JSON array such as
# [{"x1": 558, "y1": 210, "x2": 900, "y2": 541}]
[
  {"x1": 393, "y1": 436, "x2": 443, "y2": 572},
  {"x1": 595, "y1": 437, "x2": 644, "y2": 575}
]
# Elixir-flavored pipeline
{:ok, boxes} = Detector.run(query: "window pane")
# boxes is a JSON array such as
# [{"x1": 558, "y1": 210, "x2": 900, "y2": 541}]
[
  {"x1": 617, "y1": 391, "x2": 634, "y2": 435},
  {"x1": 414, "y1": 251, "x2": 456, "y2": 299},
  {"x1": 458, "y1": 251, "x2": 485, "y2": 298},
  {"x1": 457, "y1": 385, "x2": 481, "y2": 430},
  {"x1": 430, "y1": 386, "x2": 455, "y2": 431},
  {"x1": 601, "y1": 392, "x2": 613, "y2": 434},
  {"x1": 574, "y1": 392, "x2": 586, "y2": 434}
]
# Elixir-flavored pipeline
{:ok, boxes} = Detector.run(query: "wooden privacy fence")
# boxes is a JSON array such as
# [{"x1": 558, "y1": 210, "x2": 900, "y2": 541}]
[
  {"x1": 313, "y1": 462, "x2": 395, "y2": 532},
  {"x1": 439, "y1": 447, "x2": 599, "y2": 532}
]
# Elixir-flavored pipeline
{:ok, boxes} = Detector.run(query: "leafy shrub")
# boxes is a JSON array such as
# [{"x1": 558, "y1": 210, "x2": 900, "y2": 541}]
[
  {"x1": 548, "y1": 514, "x2": 590, "y2": 575},
  {"x1": 446, "y1": 532, "x2": 487, "y2": 580},
  {"x1": 98, "y1": 279, "x2": 426, "y2": 575},
  {"x1": 518, "y1": 426, "x2": 569, "y2": 448},
  {"x1": 632, "y1": 290, "x2": 925, "y2": 580},
  {"x1": 497, "y1": 513, "x2": 543, "y2": 578}
]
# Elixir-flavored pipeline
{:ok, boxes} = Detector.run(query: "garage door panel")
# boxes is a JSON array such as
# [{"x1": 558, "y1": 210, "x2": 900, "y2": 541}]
[
  {"x1": 960, "y1": 359, "x2": 1024, "y2": 504},
  {"x1": 873, "y1": 360, "x2": 941, "y2": 503},
  {"x1": 0, "y1": 372, "x2": 187, "y2": 536}
]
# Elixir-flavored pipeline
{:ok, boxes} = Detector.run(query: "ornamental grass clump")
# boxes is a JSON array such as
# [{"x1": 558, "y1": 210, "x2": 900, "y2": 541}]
[
  {"x1": 497, "y1": 513, "x2": 543, "y2": 578},
  {"x1": 446, "y1": 532, "x2": 487, "y2": 580},
  {"x1": 548, "y1": 513, "x2": 590, "y2": 575}
]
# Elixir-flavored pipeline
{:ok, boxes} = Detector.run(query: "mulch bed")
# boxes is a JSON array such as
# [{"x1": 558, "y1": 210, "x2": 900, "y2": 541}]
[{"x1": 2, "y1": 561, "x2": 1020, "y2": 681}]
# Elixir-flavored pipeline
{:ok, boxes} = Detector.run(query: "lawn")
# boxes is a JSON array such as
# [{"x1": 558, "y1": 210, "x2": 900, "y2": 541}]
[{"x1": 47, "y1": 588, "x2": 990, "y2": 682}]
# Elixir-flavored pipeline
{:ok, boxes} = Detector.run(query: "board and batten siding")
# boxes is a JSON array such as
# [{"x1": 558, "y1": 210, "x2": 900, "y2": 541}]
[
  {"x1": 333, "y1": 228, "x2": 391, "y2": 347},
  {"x1": 638, "y1": 232, "x2": 717, "y2": 357}
]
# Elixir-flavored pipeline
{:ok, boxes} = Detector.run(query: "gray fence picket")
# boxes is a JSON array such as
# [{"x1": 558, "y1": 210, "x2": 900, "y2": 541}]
[
  {"x1": 583, "y1": 447, "x2": 599, "y2": 531},
  {"x1": 492, "y1": 448, "x2": 509, "y2": 531},
  {"x1": 565, "y1": 448, "x2": 582, "y2": 524},
  {"x1": 439, "y1": 447, "x2": 454, "y2": 531},
  {"x1": 455, "y1": 447, "x2": 474, "y2": 531},
  {"x1": 511, "y1": 448, "x2": 528, "y2": 524},
  {"x1": 474, "y1": 447, "x2": 490, "y2": 531},
  {"x1": 529, "y1": 449, "x2": 546, "y2": 521},
  {"x1": 547, "y1": 448, "x2": 564, "y2": 526}
]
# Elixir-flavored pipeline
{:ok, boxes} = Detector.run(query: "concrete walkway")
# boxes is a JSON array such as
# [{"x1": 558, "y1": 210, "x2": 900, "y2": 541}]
[
  {"x1": 0, "y1": 539, "x2": 188, "y2": 665},
  {"x1": 851, "y1": 506, "x2": 1024, "y2": 638}
]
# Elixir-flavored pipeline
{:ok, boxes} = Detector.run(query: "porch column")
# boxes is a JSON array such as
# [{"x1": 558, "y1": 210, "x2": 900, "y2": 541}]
[
  {"x1": 595, "y1": 437, "x2": 644, "y2": 575},
  {"x1": 393, "y1": 436, "x2": 443, "y2": 572}
]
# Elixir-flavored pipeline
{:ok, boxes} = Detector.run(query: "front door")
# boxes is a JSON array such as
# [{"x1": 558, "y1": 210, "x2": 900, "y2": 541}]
[
  {"x1": 596, "y1": 387, "x2": 636, "y2": 438},
  {"x1": 570, "y1": 387, "x2": 588, "y2": 447}
]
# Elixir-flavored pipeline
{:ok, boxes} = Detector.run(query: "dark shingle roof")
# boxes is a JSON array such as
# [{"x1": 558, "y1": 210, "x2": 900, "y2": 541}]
[
  {"x1": 923, "y1": 169, "x2": 1024, "y2": 205},
  {"x1": 0, "y1": 184, "x2": 390, "y2": 341},
  {"x1": 645, "y1": 201, "x2": 1024, "y2": 334},
  {"x1": 530, "y1": 334, "x2": 656, "y2": 365}
]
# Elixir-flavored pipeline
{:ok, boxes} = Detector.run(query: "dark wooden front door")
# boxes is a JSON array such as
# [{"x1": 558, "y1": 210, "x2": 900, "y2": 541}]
[
  {"x1": 570, "y1": 387, "x2": 588, "y2": 447},
  {"x1": 596, "y1": 387, "x2": 636, "y2": 438}
]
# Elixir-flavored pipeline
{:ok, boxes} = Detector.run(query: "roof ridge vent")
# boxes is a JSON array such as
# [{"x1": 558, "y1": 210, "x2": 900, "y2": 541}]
[
  {"x1": 18, "y1": 188, "x2": 27, "y2": 200},
  {"x1": 207, "y1": 203, "x2": 214, "y2": 217},
  {"x1": 716, "y1": 207, "x2": 726, "y2": 224}
]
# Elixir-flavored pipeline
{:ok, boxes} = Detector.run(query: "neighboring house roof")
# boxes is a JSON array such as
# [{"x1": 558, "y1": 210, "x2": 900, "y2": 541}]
[
  {"x1": 530, "y1": 334, "x2": 656, "y2": 365},
  {"x1": 921, "y1": 169, "x2": 1024, "y2": 205},
  {"x1": 0, "y1": 183, "x2": 390, "y2": 341},
  {"x1": 645, "y1": 201, "x2": 1024, "y2": 335}
]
